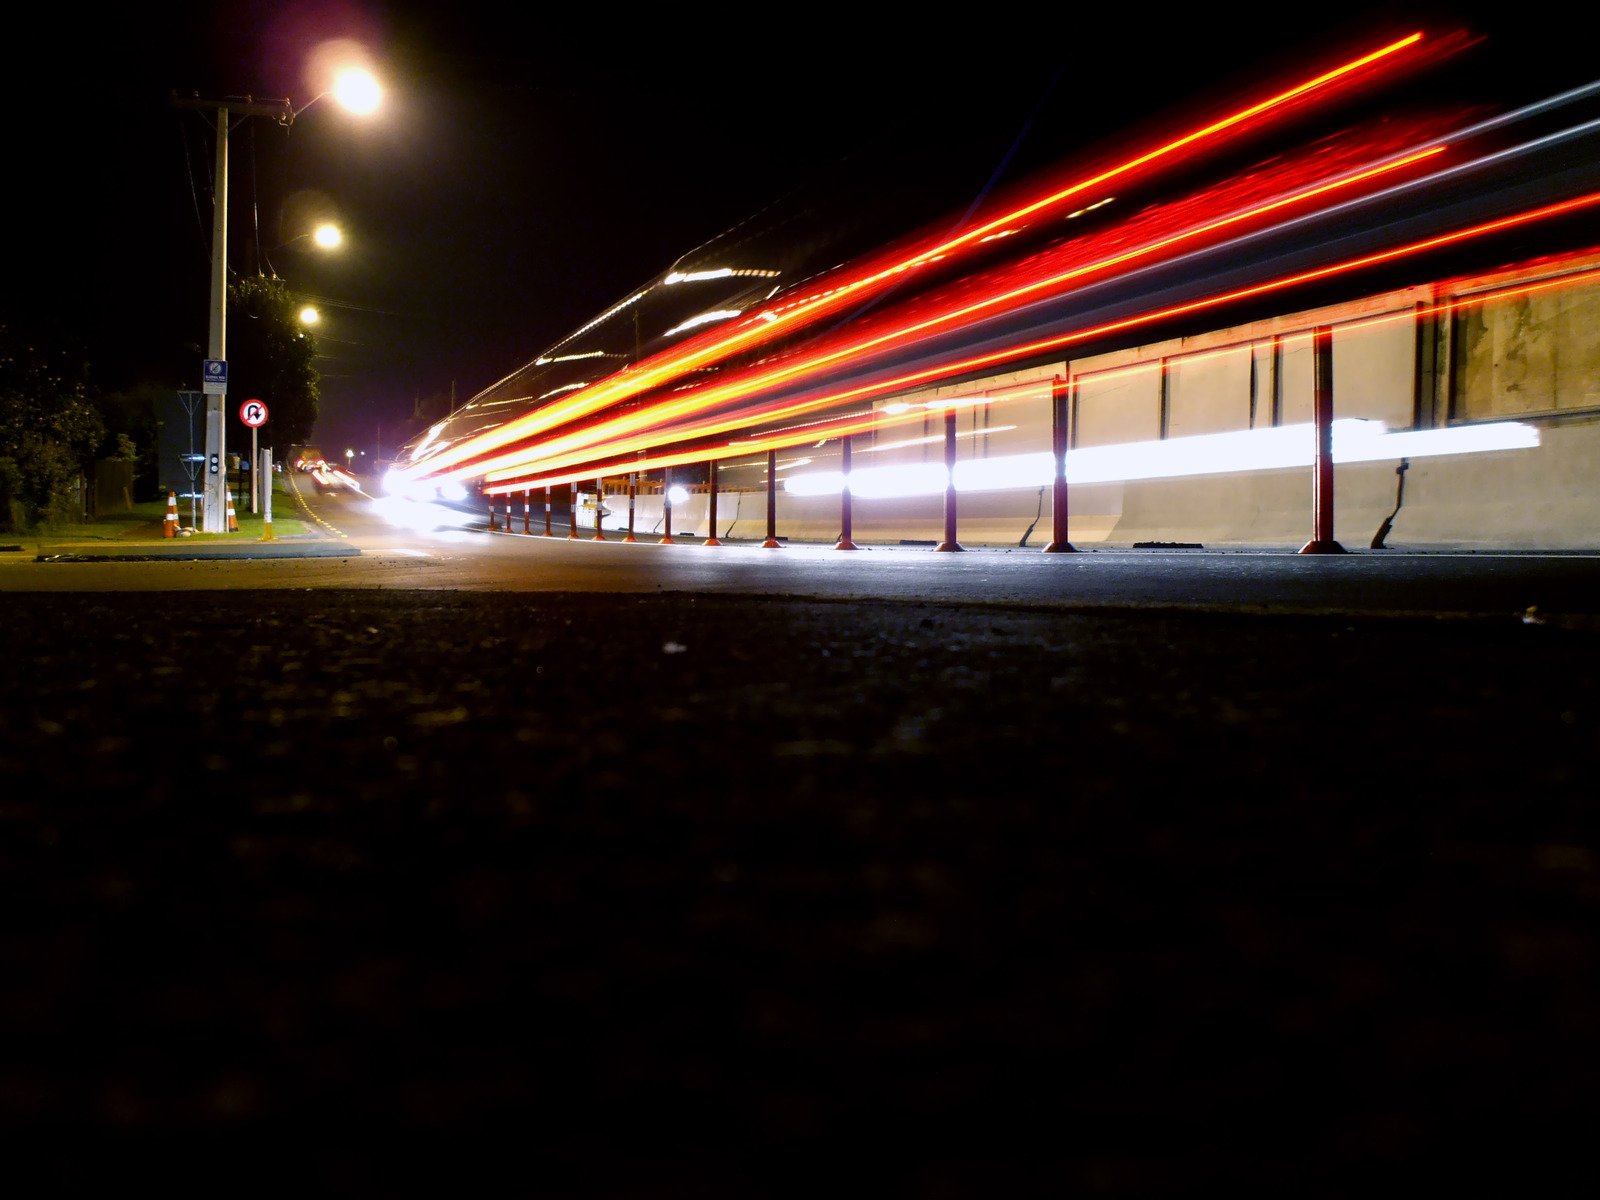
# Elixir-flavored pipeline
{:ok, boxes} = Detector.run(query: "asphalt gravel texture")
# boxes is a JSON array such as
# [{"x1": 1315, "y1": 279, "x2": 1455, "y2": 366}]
[{"x1": 2, "y1": 588, "x2": 1596, "y2": 1195}]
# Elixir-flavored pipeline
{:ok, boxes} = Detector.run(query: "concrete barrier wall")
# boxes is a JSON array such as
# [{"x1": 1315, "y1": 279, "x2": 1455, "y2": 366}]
[
  {"x1": 591, "y1": 251, "x2": 1600, "y2": 551},
  {"x1": 603, "y1": 415, "x2": 1596, "y2": 551}
]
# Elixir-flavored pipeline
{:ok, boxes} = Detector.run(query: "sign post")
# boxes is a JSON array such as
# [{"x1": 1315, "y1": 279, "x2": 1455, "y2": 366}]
[
  {"x1": 176, "y1": 389, "x2": 205, "y2": 530},
  {"x1": 239, "y1": 398, "x2": 268, "y2": 513},
  {"x1": 259, "y1": 446, "x2": 275, "y2": 541}
]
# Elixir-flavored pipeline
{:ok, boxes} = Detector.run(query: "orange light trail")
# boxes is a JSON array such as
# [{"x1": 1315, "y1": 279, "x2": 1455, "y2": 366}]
[
  {"x1": 486, "y1": 252, "x2": 1600, "y2": 495},
  {"x1": 479, "y1": 191, "x2": 1600, "y2": 493},
  {"x1": 396, "y1": 31, "x2": 1429, "y2": 486},
  {"x1": 483, "y1": 408, "x2": 912, "y2": 495},
  {"x1": 466, "y1": 143, "x2": 1445, "y2": 487}
]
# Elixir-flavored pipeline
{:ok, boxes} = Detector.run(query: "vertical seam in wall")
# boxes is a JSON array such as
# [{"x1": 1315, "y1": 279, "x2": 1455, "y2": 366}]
[
  {"x1": 1068, "y1": 370, "x2": 1078, "y2": 452},
  {"x1": 1159, "y1": 356, "x2": 1170, "y2": 441},
  {"x1": 1412, "y1": 296, "x2": 1430, "y2": 430},
  {"x1": 1271, "y1": 334, "x2": 1284, "y2": 427},
  {"x1": 1249, "y1": 343, "x2": 1260, "y2": 429},
  {"x1": 1442, "y1": 296, "x2": 1458, "y2": 425}
]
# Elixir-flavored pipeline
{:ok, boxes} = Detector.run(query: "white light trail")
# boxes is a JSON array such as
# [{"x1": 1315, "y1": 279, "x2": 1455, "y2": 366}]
[{"x1": 782, "y1": 419, "x2": 1539, "y2": 497}]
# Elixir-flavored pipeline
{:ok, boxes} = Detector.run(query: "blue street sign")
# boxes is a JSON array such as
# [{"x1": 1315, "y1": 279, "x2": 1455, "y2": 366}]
[{"x1": 203, "y1": 359, "x2": 227, "y2": 395}]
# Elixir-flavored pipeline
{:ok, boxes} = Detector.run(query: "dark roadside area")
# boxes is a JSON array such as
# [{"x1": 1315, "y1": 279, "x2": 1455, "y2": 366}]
[{"x1": 2, "y1": 588, "x2": 1596, "y2": 1195}]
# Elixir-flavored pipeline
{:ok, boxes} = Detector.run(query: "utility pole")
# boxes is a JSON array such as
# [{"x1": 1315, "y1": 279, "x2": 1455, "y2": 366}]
[{"x1": 171, "y1": 93, "x2": 293, "y2": 532}]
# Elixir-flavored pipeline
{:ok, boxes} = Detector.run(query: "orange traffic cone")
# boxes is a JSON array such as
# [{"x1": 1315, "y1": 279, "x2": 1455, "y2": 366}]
[
  {"x1": 226, "y1": 490, "x2": 239, "y2": 532},
  {"x1": 163, "y1": 491, "x2": 179, "y2": 538}
]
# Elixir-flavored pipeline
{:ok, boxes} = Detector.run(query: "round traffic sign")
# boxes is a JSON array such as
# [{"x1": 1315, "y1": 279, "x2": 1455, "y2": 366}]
[{"x1": 239, "y1": 399, "x2": 269, "y2": 427}]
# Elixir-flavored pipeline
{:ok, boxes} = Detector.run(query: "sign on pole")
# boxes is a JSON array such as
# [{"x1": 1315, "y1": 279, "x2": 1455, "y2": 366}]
[
  {"x1": 203, "y1": 359, "x2": 227, "y2": 395},
  {"x1": 240, "y1": 400, "x2": 267, "y2": 511}
]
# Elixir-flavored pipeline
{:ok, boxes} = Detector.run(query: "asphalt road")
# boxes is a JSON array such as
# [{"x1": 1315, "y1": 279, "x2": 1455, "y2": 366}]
[{"x1": 3, "y1": 498, "x2": 1597, "y2": 1194}]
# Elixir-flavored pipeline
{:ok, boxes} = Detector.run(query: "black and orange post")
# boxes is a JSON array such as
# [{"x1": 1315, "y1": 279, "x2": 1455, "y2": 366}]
[{"x1": 704, "y1": 461, "x2": 721, "y2": 547}]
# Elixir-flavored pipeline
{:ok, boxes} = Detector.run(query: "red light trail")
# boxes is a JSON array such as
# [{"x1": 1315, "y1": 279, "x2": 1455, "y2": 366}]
[
  {"x1": 391, "y1": 31, "x2": 1430, "y2": 489},
  {"x1": 466, "y1": 140, "x2": 1445, "y2": 488},
  {"x1": 481, "y1": 188, "x2": 1600, "y2": 495}
]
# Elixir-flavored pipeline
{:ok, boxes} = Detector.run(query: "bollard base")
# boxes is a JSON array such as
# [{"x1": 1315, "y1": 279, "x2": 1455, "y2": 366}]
[{"x1": 1298, "y1": 538, "x2": 1348, "y2": 554}]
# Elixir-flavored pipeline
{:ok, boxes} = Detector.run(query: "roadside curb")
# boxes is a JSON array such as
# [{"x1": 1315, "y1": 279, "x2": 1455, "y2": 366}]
[{"x1": 28, "y1": 540, "x2": 359, "y2": 563}]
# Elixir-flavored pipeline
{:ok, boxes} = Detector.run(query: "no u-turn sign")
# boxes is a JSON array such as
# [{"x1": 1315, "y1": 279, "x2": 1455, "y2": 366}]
[{"x1": 239, "y1": 399, "x2": 269, "y2": 427}]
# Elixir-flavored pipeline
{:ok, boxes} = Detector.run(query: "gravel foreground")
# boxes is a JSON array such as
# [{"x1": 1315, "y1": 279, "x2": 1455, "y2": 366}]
[{"x1": 2, "y1": 589, "x2": 1596, "y2": 1195}]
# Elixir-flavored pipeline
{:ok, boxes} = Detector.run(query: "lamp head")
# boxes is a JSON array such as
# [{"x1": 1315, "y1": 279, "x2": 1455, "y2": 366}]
[{"x1": 297, "y1": 39, "x2": 382, "y2": 122}]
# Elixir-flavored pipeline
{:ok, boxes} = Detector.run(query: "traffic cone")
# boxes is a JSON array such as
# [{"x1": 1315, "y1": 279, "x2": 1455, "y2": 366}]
[
  {"x1": 226, "y1": 490, "x2": 239, "y2": 532},
  {"x1": 163, "y1": 491, "x2": 179, "y2": 538}
]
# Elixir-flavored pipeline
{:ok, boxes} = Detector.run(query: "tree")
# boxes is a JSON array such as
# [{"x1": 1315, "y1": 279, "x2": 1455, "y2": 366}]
[
  {"x1": 225, "y1": 275, "x2": 320, "y2": 457},
  {"x1": 95, "y1": 381, "x2": 164, "y2": 503},
  {"x1": 0, "y1": 322, "x2": 106, "y2": 531}
]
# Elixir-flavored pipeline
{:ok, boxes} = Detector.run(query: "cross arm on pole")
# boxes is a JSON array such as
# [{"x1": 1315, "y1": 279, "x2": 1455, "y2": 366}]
[{"x1": 170, "y1": 92, "x2": 293, "y2": 125}]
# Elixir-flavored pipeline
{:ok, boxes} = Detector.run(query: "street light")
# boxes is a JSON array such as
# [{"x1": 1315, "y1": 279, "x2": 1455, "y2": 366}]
[
  {"x1": 263, "y1": 221, "x2": 343, "y2": 279},
  {"x1": 272, "y1": 221, "x2": 344, "y2": 254},
  {"x1": 171, "y1": 65, "x2": 379, "y2": 533},
  {"x1": 304, "y1": 69, "x2": 382, "y2": 119}
]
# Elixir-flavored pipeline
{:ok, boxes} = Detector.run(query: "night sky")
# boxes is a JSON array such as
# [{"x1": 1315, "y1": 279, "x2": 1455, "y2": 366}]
[{"x1": 2, "y1": 2, "x2": 1577, "y2": 460}]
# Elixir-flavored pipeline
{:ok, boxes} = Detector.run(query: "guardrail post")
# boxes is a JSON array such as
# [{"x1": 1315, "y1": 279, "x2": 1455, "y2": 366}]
[
  {"x1": 660, "y1": 467, "x2": 676, "y2": 544},
  {"x1": 624, "y1": 461, "x2": 638, "y2": 542},
  {"x1": 523, "y1": 489, "x2": 531, "y2": 534},
  {"x1": 936, "y1": 409, "x2": 963, "y2": 552},
  {"x1": 544, "y1": 486, "x2": 553, "y2": 536},
  {"x1": 568, "y1": 482, "x2": 580, "y2": 539},
  {"x1": 762, "y1": 449, "x2": 781, "y2": 548},
  {"x1": 593, "y1": 476, "x2": 606, "y2": 540},
  {"x1": 1300, "y1": 324, "x2": 1347, "y2": 554},
  {"x1": 835, "y1": 434, "x2": 857, "y2": 550},
  {"x1": 1044, "y1": 373, "x2": 1077, "y2": 552},
  {"x1": 704, "y1": 459, "x2": 721, "y2": 546}
]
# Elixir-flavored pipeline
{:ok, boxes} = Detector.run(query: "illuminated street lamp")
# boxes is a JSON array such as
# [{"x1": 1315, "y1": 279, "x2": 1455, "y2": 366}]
[
  {"x1": 270, "y1": 221, "x2": 344, "y2": 254},
  {"x1": 171, "y1": 61, "x2": 380, "y2": 533},
  {"x1": 264, "y1": 221, "x2": 343, "y2": 281},
  {"x1": 296, "y1": 65, "x2": 383, "y2": 121},
  {"x1": 298, "y1": 305, "x2": 322, "y2": 327}
]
